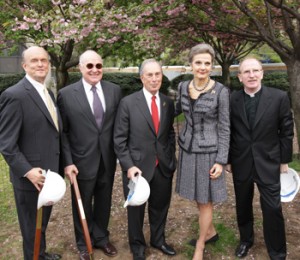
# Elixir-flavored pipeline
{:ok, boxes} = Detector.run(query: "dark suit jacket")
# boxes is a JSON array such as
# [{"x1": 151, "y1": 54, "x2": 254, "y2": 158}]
[
  {"x1": 229, "y1": 86, "x2": 294, "y2": 184},
  {"x1": 57, "y1": 79, "x2": 122, "y2": 179},
  {"x1": 0, "y1": 77, "x2": 61, "y2": 191},
  {"x1": 114, "y1": 89, "x2": 176, "y2": 181}
]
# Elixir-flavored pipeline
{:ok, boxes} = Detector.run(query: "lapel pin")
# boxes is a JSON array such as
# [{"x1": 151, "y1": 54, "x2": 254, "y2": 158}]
[{"x1": 163, "y1": 102, "x2": 166, "y2": 107}]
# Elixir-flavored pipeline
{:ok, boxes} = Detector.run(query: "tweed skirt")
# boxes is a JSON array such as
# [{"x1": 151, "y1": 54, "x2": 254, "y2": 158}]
[{"x1": 175, "y1": 148, "x2": 227, "y2": 204}]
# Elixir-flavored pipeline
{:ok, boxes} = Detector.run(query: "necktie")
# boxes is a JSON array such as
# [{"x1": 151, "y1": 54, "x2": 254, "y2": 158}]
[
  {"x1": 151, "y1": 95, "x2": 159, "y2": 166},
  {"x1": 91, "y1": 85, "x2": 104, "y2": 129},
  {"x1": 43, "y1": 87, "x2": 59, "y2": 130},
  {"x1": 151, "y1": 95, "x2": 159, "y2": 134}
]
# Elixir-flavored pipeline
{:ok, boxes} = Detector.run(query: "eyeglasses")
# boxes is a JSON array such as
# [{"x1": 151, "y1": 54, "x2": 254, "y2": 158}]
[
  {"x1": 239, "y1": 69, "x2": 262, "y2": 76},
  {"x1": 85, "y1": 63, "x2": 103, "y2": 70}
]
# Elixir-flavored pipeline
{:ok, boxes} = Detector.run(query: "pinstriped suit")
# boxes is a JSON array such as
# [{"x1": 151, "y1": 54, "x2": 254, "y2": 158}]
[
  {"x1": 57, "y1": 79, "x2": 122, "y2": 250},
  {"x1": 0, "y1": 77, "x2": 62, "y2": 259}
]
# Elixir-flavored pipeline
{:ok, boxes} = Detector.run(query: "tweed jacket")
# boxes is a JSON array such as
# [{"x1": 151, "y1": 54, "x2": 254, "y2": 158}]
[{"x1": 175, "y1": 80, "x2": 230, "y2": 164}]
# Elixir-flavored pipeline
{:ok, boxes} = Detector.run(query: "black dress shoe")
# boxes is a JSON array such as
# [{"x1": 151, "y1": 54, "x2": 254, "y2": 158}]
[
  {"x1": 189, "y1": 233, "x2": 219, "y2": 247},
  {"x1": 151, "y1": 242, "x2": 176, "y2": 256},
  {"x1": 132, "y1": 250, "x2": 145, "y2": 260},
  {"x1": 79, "y1": 250, "x2": 92, "y2": 260},
  {"x1": 94, "y1": 241, "x2": 117, "y2": 257},
  {"x1": 235, "y1": 243, "x2": 252, "y2": 258},
  {"x1": 45, "y1": 252, "x2": 62, "y2": 260}
]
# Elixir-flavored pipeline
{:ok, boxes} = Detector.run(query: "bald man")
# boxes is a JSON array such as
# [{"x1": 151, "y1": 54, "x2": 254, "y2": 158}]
[
  {"x1": 57, "y1": 50, "x2": 122, "y2": 259},
  {"x1": 0, "y1": 46, "x2": 62, "y2": 260}
]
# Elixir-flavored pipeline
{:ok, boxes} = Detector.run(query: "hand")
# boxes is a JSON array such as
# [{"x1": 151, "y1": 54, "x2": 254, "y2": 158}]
[
  {"x1": 225, "y1": 164, "x2": 232, "y2": 173},
  {"x1": 25, "y1": 167, "x2": 45, "y2": 191},
  {"x1": 209, "y1": 163, "x2": 223, "y2": 179},
  {"x1": 64, "y1": 164, "x2": 79, "y2": 184},
  {"x1": 280, "y1": 164, "x2": 288, "y2": 173},
  {"x1": 127, "y1": 166, "x2": 142, "y2": 179}
]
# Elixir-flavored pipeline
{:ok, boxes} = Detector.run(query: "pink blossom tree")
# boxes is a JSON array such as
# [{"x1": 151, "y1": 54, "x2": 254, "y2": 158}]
[
  {"x1": 131, "y1": 0, "x2": 262, "y2": 87},
  {"x1": 2, "y1": 0, "x2": 142, "y2": 89}
]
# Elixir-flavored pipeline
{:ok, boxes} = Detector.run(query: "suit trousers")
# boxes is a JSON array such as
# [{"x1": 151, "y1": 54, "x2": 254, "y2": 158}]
[
  {"x1": 123, "y1": 165, "x2": 173, "y2": 254},
  {"x1": 13, "y1": 187, "x2": 52, "y2": 260},
  {"x1": 71, "y1": 157, "x2": 115, "y2": 250},
  {"x1": 233, "y1": 166, "x2": 286, "y2": 260}
]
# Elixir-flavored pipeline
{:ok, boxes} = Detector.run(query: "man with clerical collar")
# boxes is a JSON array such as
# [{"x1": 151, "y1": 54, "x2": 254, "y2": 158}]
[{"x1": 227, "y1": 57, "x2": 294, "y2": 260}]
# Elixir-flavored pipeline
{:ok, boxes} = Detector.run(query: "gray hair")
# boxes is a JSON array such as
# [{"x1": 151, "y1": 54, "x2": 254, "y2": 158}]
[
  {"x1": 79, "y1": 50, "x2": 102, "y2": 64},
  {"x1": 188, "y1": 43, "x2": 215, "y2": 64},
  {"x1": 139, "y1": 58, "x2": 162, "y2": 76}
]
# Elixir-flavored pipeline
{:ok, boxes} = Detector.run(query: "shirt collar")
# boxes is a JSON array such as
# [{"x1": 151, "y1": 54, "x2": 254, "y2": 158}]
[
  {"x1": 82, "y1": 78, "x2": 102, "y2": 91},
  {"x1": 143, "y1": 87, "x2": 159, "y2": 100},
  {"x1": 25, "y1": 74, "x2": 45, "y2": 90},
  {"x1": 244, "y1": 86, "x2": 262, "y2": 97}
]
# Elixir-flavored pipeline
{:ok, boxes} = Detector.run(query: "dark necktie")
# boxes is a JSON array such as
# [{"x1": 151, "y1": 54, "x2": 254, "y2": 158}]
[
  {"x1": 91, "y1": 85, "x2": 104, "y2": 129},
  {"x1": 151, "y1": 96, "x2": 159, "y2": 134}
]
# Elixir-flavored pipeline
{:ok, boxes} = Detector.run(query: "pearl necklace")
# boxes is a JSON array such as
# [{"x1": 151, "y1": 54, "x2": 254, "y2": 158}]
[{"x1": 192, "y1": 77, "x2": 210, "y2": 91}]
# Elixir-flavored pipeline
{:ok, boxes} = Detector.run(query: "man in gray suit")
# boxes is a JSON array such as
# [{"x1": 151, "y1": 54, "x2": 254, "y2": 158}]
[
  {"x1": 228, "y1": 57, "x2": 294, "y2": 259},
  {"x1": 57, "y1": 50, "x2": 121, "y2": 260},
  {"x1": 0, "y1": 46, "x2": 62, "y2": 260},
  {"x1": 114, "y1": 59, "x2": 177, "y2": 260}
]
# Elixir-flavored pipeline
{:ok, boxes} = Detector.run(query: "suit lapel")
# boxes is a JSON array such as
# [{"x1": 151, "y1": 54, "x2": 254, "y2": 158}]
[
  {"x1": 23, "y1": 78, "x2": 58, "y2": 131},
  {"x1": 158, "y1": 93, "x2": 167, "y2": 136},
  {"x1": 252, "y1": 86, "x2": 271, "y2": 129},
  {"x1": 136, "y1": 90, "x2": 156, "y2": 135},
  {"x1": 101, "y1": 81, "x2": 111, "y2": 126},
  {"x1": 234, "y1": 90, "x2": 250, "y2": 129},
  {"x1": 73, "y1": 81, "x2": 99, "y2": 129}
]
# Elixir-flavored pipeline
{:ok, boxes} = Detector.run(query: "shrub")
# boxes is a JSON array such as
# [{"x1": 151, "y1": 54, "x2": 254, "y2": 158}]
[
  {"x1": 67, "y1": 72, "x2": 170, "y2": 96},
  {"x1": 0, "y1": 74, "x2": 24, "y2": 94},
  {"x1": 170, "y1": 72, "x2": 289, "y2": 94}
]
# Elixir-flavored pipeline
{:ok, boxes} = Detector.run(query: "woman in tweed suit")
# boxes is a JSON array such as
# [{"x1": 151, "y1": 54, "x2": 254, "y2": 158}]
[{"x1": 175, "y1": 43, "x2": 230, "y2": 259}]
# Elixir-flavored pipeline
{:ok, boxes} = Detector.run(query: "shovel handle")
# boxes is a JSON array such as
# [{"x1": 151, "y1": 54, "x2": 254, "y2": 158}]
[
  {"x1": 33, "y1": 207, "x2": 43, "y2": 260},
  {"x1": 73, "y1": 176, "x2": 93, "y2": 258}
]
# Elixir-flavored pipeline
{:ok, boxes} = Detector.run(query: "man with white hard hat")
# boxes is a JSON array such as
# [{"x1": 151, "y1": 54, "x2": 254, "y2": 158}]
[
  {"x1": 114, "y1": 59, "x2": 177, "y2": 260},
  {"x1": 227, "y1": 57, "x2": 294, "y2": 260},
  {"x1": 0, "y1": 46, "x2": 62, "y2": 260}
]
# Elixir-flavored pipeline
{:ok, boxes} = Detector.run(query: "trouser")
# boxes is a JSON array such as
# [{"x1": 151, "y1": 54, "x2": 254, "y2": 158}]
[{"x1": 233, "y1": 167, "x2": 286, "y2": 260}]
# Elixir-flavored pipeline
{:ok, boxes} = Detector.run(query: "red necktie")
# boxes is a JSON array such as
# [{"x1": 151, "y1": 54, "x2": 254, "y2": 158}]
[
  {"x1": 151, "y1": 96, "x2": 159, "y2": 167},
  {"x1": 151, "y1": 95, "x2": 159, "y2": 134}
]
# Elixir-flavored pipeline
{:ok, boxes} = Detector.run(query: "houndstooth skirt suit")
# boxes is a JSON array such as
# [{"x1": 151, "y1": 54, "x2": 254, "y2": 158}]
[{"x1": 175, "y1": 80, "x2": 230, "y2": 203}]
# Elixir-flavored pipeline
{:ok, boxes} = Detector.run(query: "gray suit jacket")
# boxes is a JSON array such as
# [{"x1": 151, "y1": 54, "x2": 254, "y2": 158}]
[
  {"x1": 114, "y1": 89, "x2": 176, "y2": 181},
  {"x1": 175, "y1": 81, "x2": 230, "y2": 165},
  {"x1": 229, "y1": 86, "x2": 294, "y2": 184},
  {"x1": 57, "y1": 79, "x2": 122, "y2": 179},
  {"x1": 0, "y1": 77, "x2": 62, "y2": 191}
]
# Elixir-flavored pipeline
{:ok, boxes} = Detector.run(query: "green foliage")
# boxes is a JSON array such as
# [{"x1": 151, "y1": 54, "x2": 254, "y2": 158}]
[
  {"x1": 0, "y1": 155, "x2": 17, "y2": 226},
  {"x1": 68, "y1": 72, "x2": 170, "y2": 96},
  {"x1": 0, "y1": 73, "x2": 25, "y2": 94},
  {"x1": 290, "y1": 156, "x2": 300, "y2": 172},
  {"x1": 170, "y1": 72, "x2": 290, "y2": 94}
]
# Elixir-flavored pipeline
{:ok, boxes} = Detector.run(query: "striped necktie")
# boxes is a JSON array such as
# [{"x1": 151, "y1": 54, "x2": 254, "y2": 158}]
[{"x1": 43, "y1": 87, "x2": 58, "y2": 130}]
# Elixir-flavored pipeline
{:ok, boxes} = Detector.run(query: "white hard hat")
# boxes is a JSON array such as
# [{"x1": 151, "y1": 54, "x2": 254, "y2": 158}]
[
  {"x1": 124, "y1": 174, "x2": 150, "y2": 207},
  {"x1": 37, "y1": 170, "x2": 66, "y2": 209},
  {"x1": 280, "y1": 167, "x2": 300, "y2": 203}
]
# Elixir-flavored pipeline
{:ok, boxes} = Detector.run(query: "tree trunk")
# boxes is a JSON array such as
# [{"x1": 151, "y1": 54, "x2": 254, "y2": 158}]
[
  {"x1": 55, "y1": 67, "x2": 69, "y2": 91},
  {"x1": 286, "y1": 59, "x2": 300, "y2": 154},
  {"x1": 221, "y1": 62, "x2": 231, "y2": 88}
]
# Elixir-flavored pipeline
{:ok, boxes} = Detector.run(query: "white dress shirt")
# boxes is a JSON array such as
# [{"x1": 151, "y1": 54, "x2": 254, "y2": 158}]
[
  {"x1": 82, "y1": 78, "x2": 106, "y2": 113},
  {"x1": 143, "y1": 87, "x2": 161, "y2": 118}
]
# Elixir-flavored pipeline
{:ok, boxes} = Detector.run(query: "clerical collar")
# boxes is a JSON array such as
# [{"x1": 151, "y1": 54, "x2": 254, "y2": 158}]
[{"x1": 244, "y1": 87, "x2": 262, "y2": 98}]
